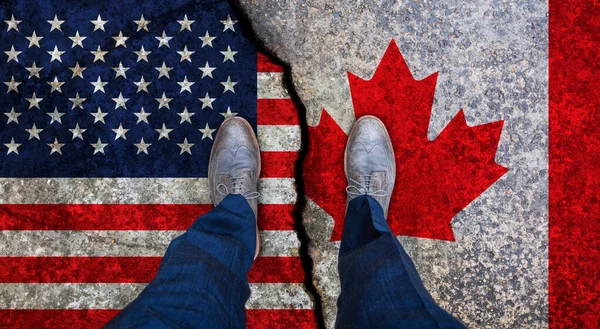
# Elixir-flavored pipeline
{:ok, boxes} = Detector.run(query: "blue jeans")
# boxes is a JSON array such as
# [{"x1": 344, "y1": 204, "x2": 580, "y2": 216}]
[
  {"x1": 105, "y1": 194, "x2": 465, "y2": 328},
  {"x1": 336, "y1": 195, "x2": 466, "y2": 328}
]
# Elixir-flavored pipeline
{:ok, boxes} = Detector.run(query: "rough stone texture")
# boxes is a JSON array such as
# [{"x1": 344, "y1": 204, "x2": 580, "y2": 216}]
[{"x1": 239, "y1": 1, "x2": 548, "y2": 328}]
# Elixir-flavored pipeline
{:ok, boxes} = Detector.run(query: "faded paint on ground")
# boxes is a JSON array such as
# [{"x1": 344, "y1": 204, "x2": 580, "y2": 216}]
[{"x1": 239, "y1": 1, "x2": 548, "y2": 328}]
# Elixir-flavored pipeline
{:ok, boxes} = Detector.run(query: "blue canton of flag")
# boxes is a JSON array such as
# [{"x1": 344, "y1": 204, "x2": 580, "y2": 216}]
[{"x1": 0, "y1": 0, "x2": 257, "y2": 177}]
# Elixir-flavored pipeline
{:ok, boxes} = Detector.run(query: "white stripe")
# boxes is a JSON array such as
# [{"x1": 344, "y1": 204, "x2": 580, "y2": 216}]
[
  {"x1": 0, "y1": 283, "x2": 312, "y2": 310},
  {"x1": 257, "y1": 72, "x2": 289, "y2": 99},
  {"x1": 0, "y1": 178, "x2": 296, "y2": 204},
  {"x1": 0, "y1": 230, "x2": 299, "y2": 257},
  {"x1": 257, "y1": 125, "x2": 301, "y2": 152},
  {"x1": 247, "y1": 283, "x2": 313, "y2": 309}
]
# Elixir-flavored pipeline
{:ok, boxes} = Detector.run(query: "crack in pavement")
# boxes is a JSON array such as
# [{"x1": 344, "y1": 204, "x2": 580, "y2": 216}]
[{"x1": 227, "y1": 1, "x2": 326, "y2": 327}]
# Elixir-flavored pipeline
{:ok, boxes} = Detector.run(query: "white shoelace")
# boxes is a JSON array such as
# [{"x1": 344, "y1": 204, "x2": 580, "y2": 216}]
[
  {"x1": 345, "y1": 175, "x2": 388, "y2": 198},
  {"x1": 217, "y1": 176, "x2": 260, "y2": 200}
]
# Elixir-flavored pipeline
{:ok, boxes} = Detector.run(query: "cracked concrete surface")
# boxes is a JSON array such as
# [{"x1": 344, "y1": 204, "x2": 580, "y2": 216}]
[{"x1": 239, "y1": 1, "x2": 548, "y2": 328}]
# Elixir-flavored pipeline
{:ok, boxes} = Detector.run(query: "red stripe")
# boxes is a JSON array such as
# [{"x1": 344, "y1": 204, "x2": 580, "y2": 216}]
[
  {"x1": 0, "y1": 204, "x2": 209, "y2": 231},
  {"x1": 0, "y1": 310, "x2": 316, "y2": 329},
  {"x1": 549, "y1": 0, "x2": 600, "y2": 328},
  {"x1": 257, "y1": 53, "x2": 284, "y2": 72},
  {"x1": 247, "y1": 310, "x2": 316, "y2": 329},
  {"x1": 0, "y1": 256, "x2": 303, "y2": 283},
  {"x1": 258, "y1": 99, "x2": 298, "y2": 125},
  {"x1": 259, "y1": 204, "x2": 296, "y2": 230},
  {"x1": 248, "y1": 257, "x2": 304, "y2": 283},
  {"x1": 0, "y1": 310, "x2": 120, "y2": 329},
  {"x1": 0, "y1": 204, "x2": 294, "y2": 231},
  {"x1": 261, "y1": 151, "x2": 297, "y2": 178},
  {"x1": 0, "y1": 257, "x2": 162, "y2": 283}
]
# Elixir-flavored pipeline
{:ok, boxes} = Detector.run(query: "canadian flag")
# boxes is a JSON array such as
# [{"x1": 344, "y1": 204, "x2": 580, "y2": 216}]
[{"x1": 243, "y1": 0, "x2": 600, "y2": 327}]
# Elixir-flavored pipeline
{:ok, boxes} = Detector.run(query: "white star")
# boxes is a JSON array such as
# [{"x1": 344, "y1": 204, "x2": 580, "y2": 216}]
[
  {"x1": 199, "y1": 62, "x2": 216, "y2": 79},
  {"x1": 47, "y1": 15, "x2": 64, "y2": 32},
  {"x1": 155, "y1": 92, "x2": 172, "y2": 109},
  {"x1": 177, "y1": 45, "x2": 195, "y2": 62},
  {"x1": 134, "y1": 76, "x2": 151, "y2": 93},
  {"x1": 4, "y1": 76, "x2": 21, "y2": 93},
  {"x1": 69, "y1": 92, "x2": 86, "y2": 109},
  {"x1": 48, "y1": 107, "x2": 65, "y2": 124},
  {"x1": 177, "y1": 14, "x2": 194, "y2": 32},
  {"x1": 112, "y1": 123, "x2": 129, "y2": 140},
  {"x1": 26, "y1": 31, "x2": 43, "y2": 48},
  {"x1": 220, "y1": 106, "x2": 238, "y2": 119},
  {"x1": 178, "y1": 76, "x2": 195, "y2": 93},
  {"x1": 5, "y1": 46, "x2": 21, "y2": 63},
  {"x1": 134, "y1": 107, "x2": 151, "y2": 124},
  {"x1": 26, "y1": 62, "x2": 43, "y2": 79},
  {"x1": 134, "y1": 14, "x2": 151, "y2": 31},
  {"x1": 134, "y1": 138, "x2": 151, "y2": 155},
  {"x1": 221, "y1": 76, "x2": 238, "y2": 93},
  {"x1": 4, "y1": 138, "x2": 21, "y2": 155},
  {"x1": 4, "y1": 15, "x2": 21, "y2": 32},
  {"x1": 4, "y1": 107, "x2": 21, "y2": 124},
  {"x1": 112, "y1": 31, "x2": 129, "y2": 48},
  {"x1": 220, "y1": 15, "x2": 237, "y2": 32},
  {"x1": 199, "y1": 123, "x2": 216, "y2": 140},
  {"x1": 91, "y1": 138, "x2": 108, "y2": 155},
  {"x1": 177, "y1": 138, "x2": 194, "y2": 155},
  {"x1": 155, "y1": 62, "x2": 173, "y2": 79},
  {"x1": 69, "y1": 31, "x2": 86, "y2": 48},
  {"x1": 47, "y1": 45, "x2": 64, "y2": 63},
  {"x1": 47, "y1": 76, "x2": 65, "y2": 93},
  {"x1": 177, "y1": 107, "x2": 195, "y2": 124},
  {"x1": 112, "y1": 61, "x2": 129, "y2": 79},
  {"x1": 26, "y1": 92, "x2": 43, "y2": 109},
  {"x1": 90, "y1": 107, "x2": 108, "y2": 124},
  {"x1": 69, "y1": 61, "x2": 86, "y2": 79},
  {"x1": 198, "y1": 92, "x2": 216, "y2": 109},
  {"x1": 91, "y1": 45, "x2": 108, "y2": 62},
  {"x1": 69, "y1": 123, "x2": 87, "y2": 140},
  {"x1": 155, "y1": 31, "x2": 172, "y2": 48},
  {"x1": 90, "y1": 14, "x2": 108, "y2": 32},
  {"x1": 90, "y1": 76, "x2": 108, "y2": 93},
  {"x1": 48, "y1": 137, "x2": 65, "y2": 155},
  {"x1": 220, "y1": 45, "x2": 237, "y2": 63},
  {"x1": 112, "y1": 93, "x2": 129, "y2": 110},
  {"x1": 26, "y1": 123, "x2": 43, "y2": 140},
  {"x1": 199, "y1": 31, "x2": 216, "y2": 48},
  {"x1": 133, "y1": 46, "x2": 152, "y2": 62},
  {"x1": 155, "y1": 123, "x2": 173, "y2": 140}
]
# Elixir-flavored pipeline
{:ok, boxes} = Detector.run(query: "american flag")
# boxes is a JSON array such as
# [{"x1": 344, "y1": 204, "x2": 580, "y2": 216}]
[{"x1": 0, "y1": 0, "x2": 315, "y2": 327}]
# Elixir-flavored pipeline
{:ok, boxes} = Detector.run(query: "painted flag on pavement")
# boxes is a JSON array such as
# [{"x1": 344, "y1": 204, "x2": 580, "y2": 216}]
[
  {"x1": 234, "y1": 0, "x2": 600, "y2": 328},
  {"x1": 0, "y1": 0, "x2": 315, "y2": 327}
]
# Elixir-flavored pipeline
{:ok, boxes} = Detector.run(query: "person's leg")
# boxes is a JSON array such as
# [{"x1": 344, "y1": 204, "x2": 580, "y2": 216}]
[
  {"x1": 105, "y1": 194, "x2": 256, "y2": 329},
  {"x1": 105, "y1": 117, "x2": 261, "y2": 329},
  {"x1": 336, "y1": 116, "x2": 465, "y2": 329},
  {"x1": 336, "y1": 195, "x2": 466, "y2": 328}
]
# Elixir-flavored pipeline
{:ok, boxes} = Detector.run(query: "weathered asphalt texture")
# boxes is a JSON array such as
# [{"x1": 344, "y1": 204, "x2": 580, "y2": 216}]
[{"x1": 238, "y1": 1, "x2": 548, "y2": 328}]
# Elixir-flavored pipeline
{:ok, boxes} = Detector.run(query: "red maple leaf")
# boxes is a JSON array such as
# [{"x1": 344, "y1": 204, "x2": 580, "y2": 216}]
[{"x1": 304, "y1": 40, "x2": 508, "y2": 241}]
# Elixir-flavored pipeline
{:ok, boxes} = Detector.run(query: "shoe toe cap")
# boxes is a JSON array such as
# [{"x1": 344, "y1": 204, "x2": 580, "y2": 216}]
[
  {"x1": 351, "y1": 116, "x2": 390, "y2": 143},
  {"x1": 214, "y1": 117, "x2": 259, "y2": 152}
]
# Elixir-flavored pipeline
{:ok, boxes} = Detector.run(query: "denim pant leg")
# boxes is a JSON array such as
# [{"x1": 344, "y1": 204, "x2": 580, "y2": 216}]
[
  {"x1": 335, "y1": 195, "x2": 466, "y2": 329},
  {"x1": 105, "y1": 194, "x2": 257, "y2": 329}
]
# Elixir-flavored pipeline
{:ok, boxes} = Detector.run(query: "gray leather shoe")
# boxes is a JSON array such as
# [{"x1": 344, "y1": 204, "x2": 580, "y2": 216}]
[
  {"x1": 208, "y1": 117, "x2": 261, "y2": 257},
  {"x1": 344, "y1": 115, "x2": 396, "y2": 217}
]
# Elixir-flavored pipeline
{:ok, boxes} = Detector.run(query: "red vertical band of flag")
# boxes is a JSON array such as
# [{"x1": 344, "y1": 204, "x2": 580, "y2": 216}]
[
  {"x1": 549, "y1": 0, "x2": 600, "y2": 328},
  {"x1": 0, "y1": 310, "x2": 316, "y2": 329}
]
